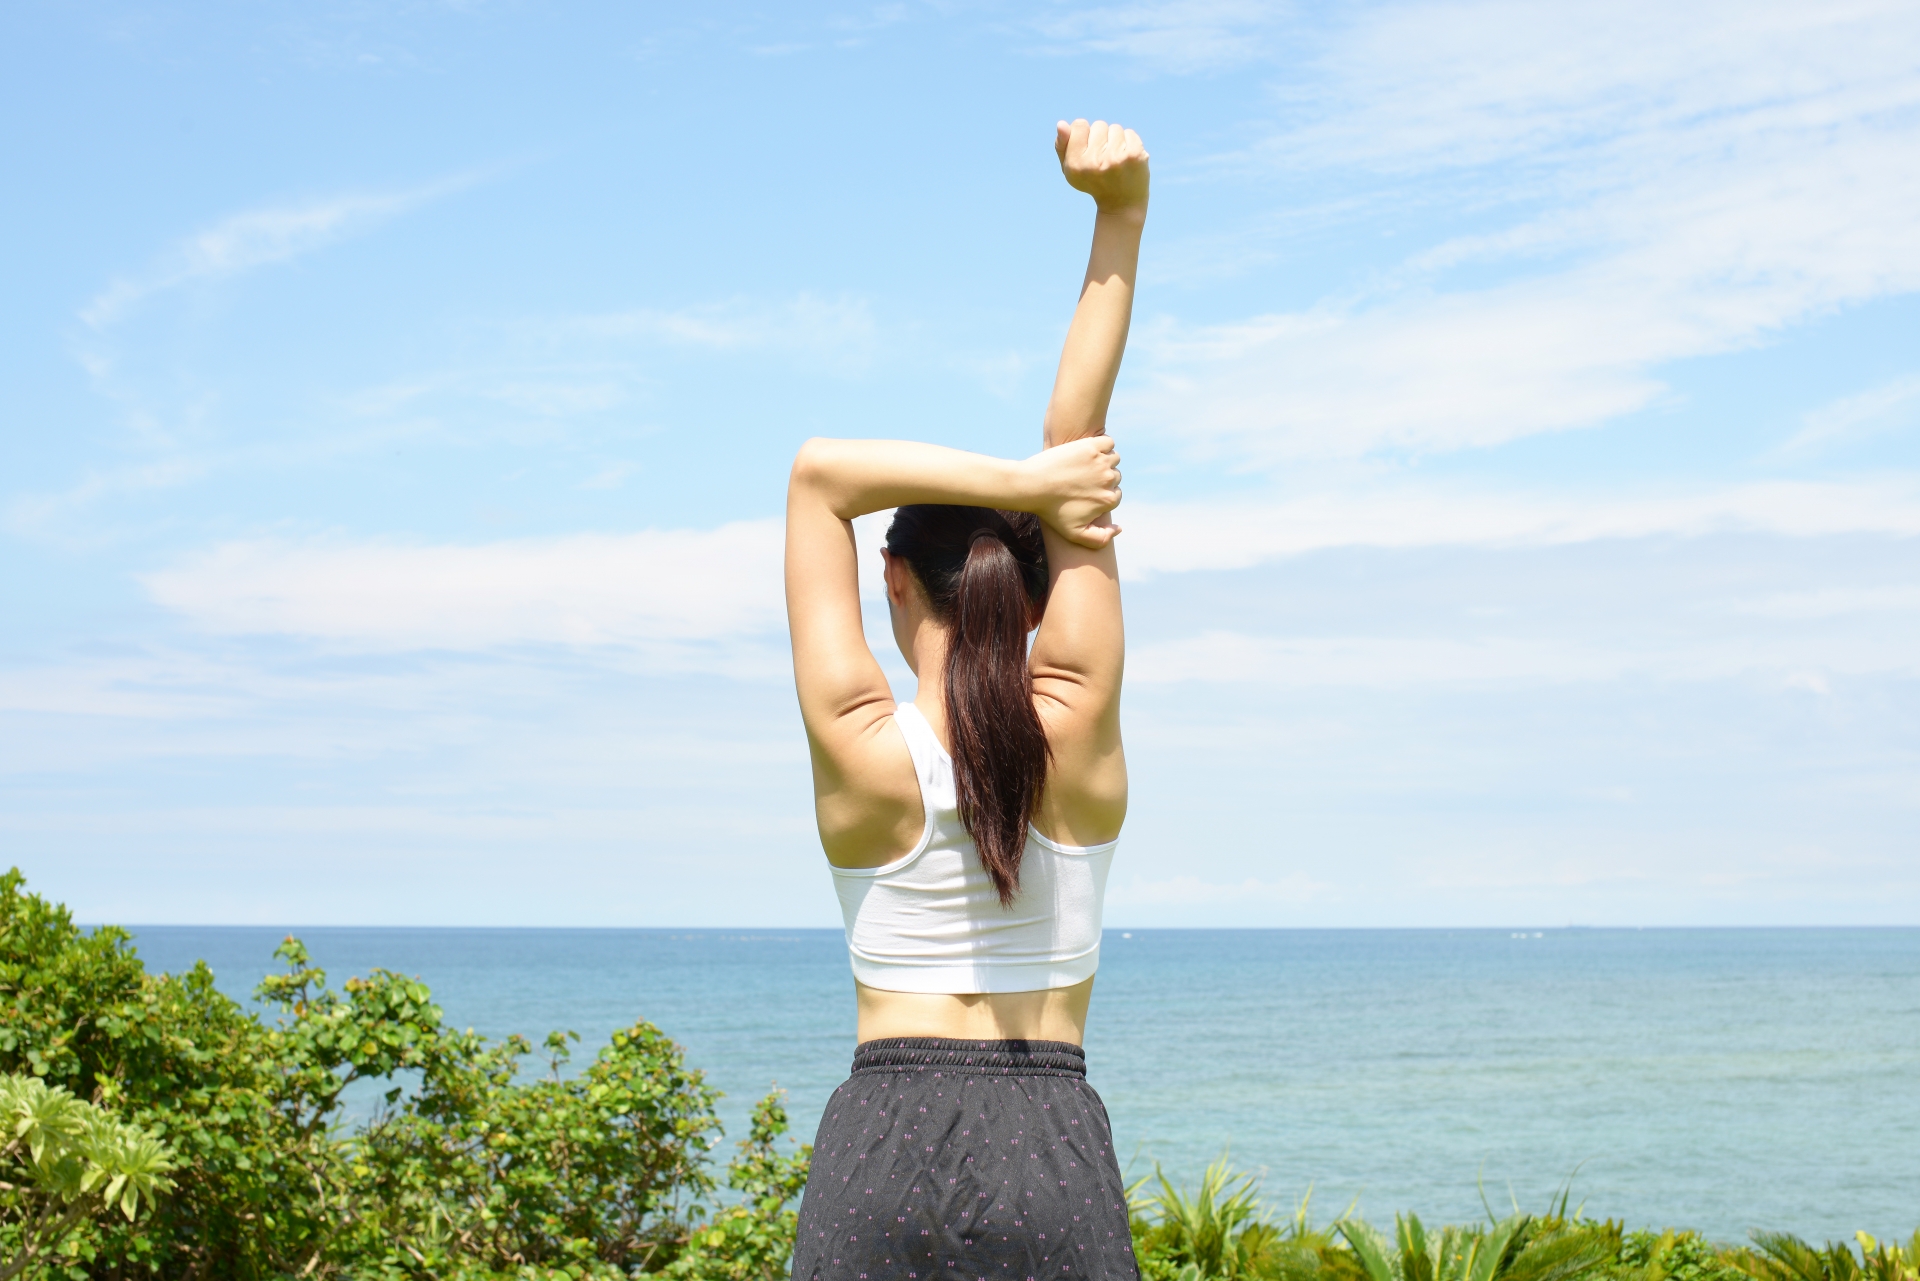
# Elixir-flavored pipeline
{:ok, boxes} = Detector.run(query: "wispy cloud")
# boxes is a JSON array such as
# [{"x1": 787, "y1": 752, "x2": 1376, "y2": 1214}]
[
  {"x1": 1773, "y1": 374, "x2": 1920, "y2": 459},
  {"x1": 1732, "y1": 585, "x2": 1920, "y2": 621},
  {"x1": 558, "y1": 294, "x2": 879, "y2": 374},
  {"x1": 80, "y1": 174, "x2": 477, "y2": 328},
  {"x1": 140, "y1": 521, "x2": 787, "y2": 669},
  {"x1": 1263, "y1": 0, "x2": 1920, "y2": 176},
  {"x1": 1027, "y1": 0, "x2": 1283, "y2": 71},
  {"x1": 5, "y1": 459, "x2": 208, "y2": 542},
  {"x1": 1106, "y1": 871, "x2": 1337, "y2": 908},
  {"x1": 1128, "y1": 626, "x2": 1919, "y2": 688},
  {"x1": 1120, "y1": 477, "x2": 1920, "y2": 575},
  {"x1": 1122, "y1": 0, "x2": 1920, "y2": 461}
]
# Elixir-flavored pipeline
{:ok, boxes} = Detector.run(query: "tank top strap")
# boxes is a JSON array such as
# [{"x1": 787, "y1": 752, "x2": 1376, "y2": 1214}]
[{"x1": 890, "y1": 702, "x2": 954, "y2": 811}]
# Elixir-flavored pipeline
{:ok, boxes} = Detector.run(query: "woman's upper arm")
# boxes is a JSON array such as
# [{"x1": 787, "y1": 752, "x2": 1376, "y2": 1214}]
[
  {"x1": 785, "y1": 449, "x2": 917, "y2": 860},
  {"x1": 1029, "y1": 524, "x2": 1126, "y2": 842}
]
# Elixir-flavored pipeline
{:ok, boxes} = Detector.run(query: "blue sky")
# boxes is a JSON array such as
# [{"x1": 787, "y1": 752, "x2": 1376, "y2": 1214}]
[{"x1": 5, "y1": 0, "x2": 1917, "y2": 927}]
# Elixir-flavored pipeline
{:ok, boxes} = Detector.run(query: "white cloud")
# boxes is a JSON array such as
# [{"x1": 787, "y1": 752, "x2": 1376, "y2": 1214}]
[
  {"x1": 6, "y1": 459, "x2": 208, "y2": 541},
  {"x1": 1122, "y1": 0, "x2": 1920, "y2": 461},
  {"x1": 578, "y1": 461, "x2": 638, "y2": 490},
  {"x1": 1129, "y1": 632, "x2": 1627, "y2": 687},
  {"x1": 140, "y1": 521, "x2": 787, "y2": 664},
  {"x1": 1266, "y1": 0, "x2": 1920, "y2": 175},
  {"x1": 1119, "y1": 477, "x2": 1920, "y2": 574},
  {"x1": 1029, "y1": 0, "x2": 1281, "y2": 71},
  {"x1": 1775, "y1": 374, "x2": 1920, "y2": 458},
  {"x1": 81, "y1": 175, "x2": 473, "y2": 327},
  {"x1": 561, "y1": 295, "x2": 878, "y2": 374},
  {"x1": 1128, "y1": 627, "x2": 1920, "y2": 688},
  {"x1": 1734, "y1": 585, "x2": 1920, "y2": 621},
  {"x1": 1105, "y1": 871, "x2": 1337, "y2": 907}
]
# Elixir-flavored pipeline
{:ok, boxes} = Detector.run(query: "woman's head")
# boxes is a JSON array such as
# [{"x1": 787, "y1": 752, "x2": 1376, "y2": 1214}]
[{"x1": 884, "y1": 505, "x2": 1049, "y2": 905}]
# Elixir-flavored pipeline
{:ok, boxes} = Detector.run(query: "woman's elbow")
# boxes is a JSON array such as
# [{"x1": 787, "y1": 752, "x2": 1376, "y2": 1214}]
[
  {"x1": 791, "y1": 437, "x2": 853, "y2": 495},
  {"x1": 790, "y1": 438, "x2": 827, "y2": 485}
]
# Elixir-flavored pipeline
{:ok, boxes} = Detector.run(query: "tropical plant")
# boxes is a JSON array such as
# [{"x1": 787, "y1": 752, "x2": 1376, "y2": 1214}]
[
  {"x1": 0, "y1": 1075, "x2": 175, "y2": 1280},
  {"x1": 1337, "y1": 1211, "x2": 1620, "y2": 1281},
  {"x1": 1732, "y1": 1231, "x2": 1920, "y2": 1281},
  {"x1": 1130, "y1": 1155, "x2": 1331, "y2": 1281},
  {"x1": 1128, "y1": 1156, "x2": 1627, "y2": 1281},
  {"x1": 1854, "y1": 1233, "x2": 1920, "y2": 1281}
]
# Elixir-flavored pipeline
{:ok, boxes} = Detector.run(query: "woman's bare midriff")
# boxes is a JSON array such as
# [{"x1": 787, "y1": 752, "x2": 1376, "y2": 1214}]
[{"x1": 855, "y1": 975, "x2": 1094, "y2": 1045}]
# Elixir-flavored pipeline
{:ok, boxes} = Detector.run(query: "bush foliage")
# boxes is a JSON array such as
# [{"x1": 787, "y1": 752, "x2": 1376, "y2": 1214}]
[
  {"x1": 3, "y1": 866, "x2": 1915, "y2": 1281},
  {"x1": 0, "y1": 869, "x2": 805, "y2": 1279}
]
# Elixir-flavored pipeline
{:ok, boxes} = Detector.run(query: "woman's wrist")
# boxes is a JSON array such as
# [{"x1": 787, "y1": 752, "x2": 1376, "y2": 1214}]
[{"x1": 1008, "y1": 453, "x2": 1050, "y2": 513}]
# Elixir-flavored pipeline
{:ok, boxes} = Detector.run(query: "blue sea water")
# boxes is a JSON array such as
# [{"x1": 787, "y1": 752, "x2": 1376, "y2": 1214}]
[{"x1": 122, "y1": 926, "x2": 1920, "y2": 1244}]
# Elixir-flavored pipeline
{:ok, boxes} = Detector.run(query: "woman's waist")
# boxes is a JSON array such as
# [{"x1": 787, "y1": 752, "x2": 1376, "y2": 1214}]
[
  {"x1": 849, "y1": 1035, "x2": 1089, "y2": 1078},
  {"x1": 854, "y1": 976, "x2": 1093, "y2": 1046}
]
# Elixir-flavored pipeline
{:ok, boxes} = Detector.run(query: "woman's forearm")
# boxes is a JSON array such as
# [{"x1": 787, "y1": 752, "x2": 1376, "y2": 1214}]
[
  {"x1": 790, "y1": 436, "x2": 1122, "y2": 549},
  {"x1": 1044, "y1": 121, "x2": 1150, "y2": 446},
  {"x1": 1042, "y1": 210, "x2": 1145, "y2": 447},
  {"x1": 790, "y1": 438, "x2": 1031, "y2": 521}
]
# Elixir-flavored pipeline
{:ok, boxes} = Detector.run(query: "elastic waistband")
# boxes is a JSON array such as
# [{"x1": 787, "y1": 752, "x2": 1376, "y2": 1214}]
[{"x1": 851, "y1": 1037, "x2": 1086, "y2": 1078}]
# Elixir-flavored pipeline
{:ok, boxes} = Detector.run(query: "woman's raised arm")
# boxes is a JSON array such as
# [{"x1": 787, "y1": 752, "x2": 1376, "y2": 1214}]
[
  {"x1": 1042, "y1": 119, "x2": 1149, "y2": 448},
  {"x1": 1029, "y1": 119, "x2": 1149, "y2": 847}
]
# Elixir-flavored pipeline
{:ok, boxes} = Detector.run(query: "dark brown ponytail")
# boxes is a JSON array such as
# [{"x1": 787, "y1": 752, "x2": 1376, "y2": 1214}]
[{"x1": 885, "y1": 505, "x2": 1050, "y2": 906}]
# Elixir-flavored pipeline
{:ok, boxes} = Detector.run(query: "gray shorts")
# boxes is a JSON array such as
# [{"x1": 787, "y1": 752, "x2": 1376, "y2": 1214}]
[{"x1": 790, "y1": 1038, "x2": 1140, "y2": 1281}]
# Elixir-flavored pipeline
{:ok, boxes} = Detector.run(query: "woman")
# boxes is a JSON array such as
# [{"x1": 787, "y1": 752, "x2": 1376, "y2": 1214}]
[{"x1": 784, "y1": 118, "x2": 1149, "y2": 1281}]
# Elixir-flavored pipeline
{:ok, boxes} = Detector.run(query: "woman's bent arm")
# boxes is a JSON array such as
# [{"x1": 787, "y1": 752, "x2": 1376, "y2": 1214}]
[{"x1": 789, "y1": 438, "x2": 1118, "y2": 530}]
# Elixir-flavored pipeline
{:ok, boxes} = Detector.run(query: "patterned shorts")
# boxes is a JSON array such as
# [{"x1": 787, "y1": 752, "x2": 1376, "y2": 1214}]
[{"x1": 790, "y1": 1037, "x2": 1140, "y2": 1281}]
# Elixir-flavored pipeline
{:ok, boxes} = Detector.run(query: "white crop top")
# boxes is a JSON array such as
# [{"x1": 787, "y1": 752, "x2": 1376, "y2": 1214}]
[{"x1": 829, "y1": 702, "x2": 1118, "y2": 994}]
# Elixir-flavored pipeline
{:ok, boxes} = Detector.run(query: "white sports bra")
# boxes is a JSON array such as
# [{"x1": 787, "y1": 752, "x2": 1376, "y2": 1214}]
[{"x1": 828, "y1": 702, "x2": 1119, "y2": 994}]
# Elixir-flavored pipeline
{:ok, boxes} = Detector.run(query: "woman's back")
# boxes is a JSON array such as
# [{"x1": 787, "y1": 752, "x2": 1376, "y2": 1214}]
[{"x1": 831, "y1": 701, "x2": 1119, "y2": 994}]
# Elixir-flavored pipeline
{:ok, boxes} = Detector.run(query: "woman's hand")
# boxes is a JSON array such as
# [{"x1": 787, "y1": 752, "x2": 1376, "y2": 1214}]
[
  {"x1": 1019, "y1": 435, "x2": 1123, "y2": 548},
  {"x1": 1055, "y1": 119, "x2": 1150, "y2": 218}
]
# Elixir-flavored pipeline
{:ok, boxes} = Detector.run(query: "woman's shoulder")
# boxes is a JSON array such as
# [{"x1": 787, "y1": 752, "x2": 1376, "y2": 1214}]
[{"x1": 815, "y1": 708, "x2": 932, "y2": 870}]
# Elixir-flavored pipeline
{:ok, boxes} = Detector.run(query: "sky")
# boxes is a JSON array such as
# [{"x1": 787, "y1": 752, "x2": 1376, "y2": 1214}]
[{"x1": 3, "y1": 0, "x2": 1917, "y2": 928}]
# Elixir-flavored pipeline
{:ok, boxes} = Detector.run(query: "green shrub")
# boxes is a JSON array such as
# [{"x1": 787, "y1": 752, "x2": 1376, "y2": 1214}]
[
  {"x1": 0, "y1": 869, "x2": 807, "y2": 1280},
  {"x1": 1611, "y1": 1229, "x2": 1749, "y2": 1281},
  {"x1": 663, "y1": 1091, "x2": 811, "y2": 1281}
]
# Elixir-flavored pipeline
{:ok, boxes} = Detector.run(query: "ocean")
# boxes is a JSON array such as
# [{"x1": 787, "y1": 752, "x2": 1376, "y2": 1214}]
[{"x1": 123, "y1": 925, "x2": 1920, "y2": 1244}]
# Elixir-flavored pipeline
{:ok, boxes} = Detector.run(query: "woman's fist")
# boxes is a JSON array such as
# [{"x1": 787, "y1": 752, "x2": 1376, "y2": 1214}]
[{"x1": 1055, "y1": 119, "x2": 1150, "y2": 216}]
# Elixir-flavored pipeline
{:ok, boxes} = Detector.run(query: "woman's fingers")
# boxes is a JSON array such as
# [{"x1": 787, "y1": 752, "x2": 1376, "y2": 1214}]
[
  {"x1": 1077, "y1": 520, "x2": 1121, "y2": 549},
  {"x1": 1064, "y1": 119, "x2": 1133, "y2": 171}
]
